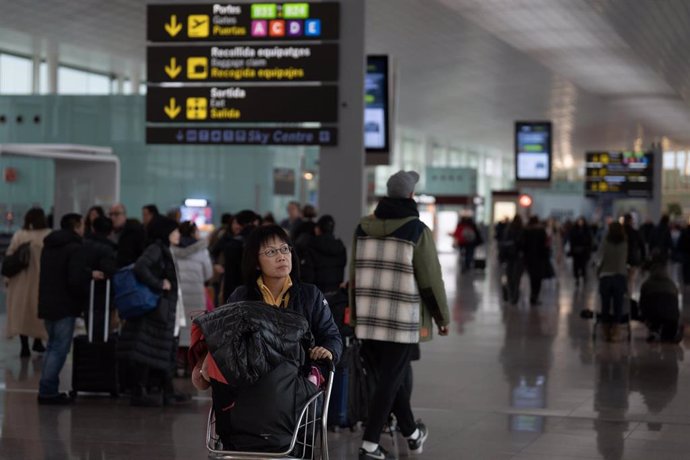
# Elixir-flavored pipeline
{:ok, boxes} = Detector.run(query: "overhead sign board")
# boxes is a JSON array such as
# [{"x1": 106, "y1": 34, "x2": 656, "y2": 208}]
[
  {"x1": 585, "y1": 151, "x2": 653, "y2": 198},
  {"x1": 147, "y1": 3, "x2": 340, "y2": 42},
  {"x1": 147, "y1": 127, "x2": 336, "y2": 146},
  {"x1": 515, "y1": 121, "x2": 552, "y2": 182},
  {"x1": 147, "y1": 44, "x2": 339, "y2": 83},
  {"x1": 146, "y1": 85, "x2": 337, "y2": 123}
]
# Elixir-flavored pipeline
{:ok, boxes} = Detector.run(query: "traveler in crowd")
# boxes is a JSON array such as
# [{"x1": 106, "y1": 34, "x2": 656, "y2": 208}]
[
  {"x1": 500, "y1": 215, "x2": 524, "y2": 305},
  {"x1": 280, "y1": 201, "x2": 302, "y2": 236},
  {"x1": 172, "y1": 221, "x2": 213, "y2": 375},
  {"x1": 118, "y1": 216, "x2": 187, "y2": 407},
  {"x1": 639, "y1": 254, "x2": 683, "y2": 343},
  {"x1": 568, "y1": 217, "x2": 593, "y2": 287},
  {"x1": 4, "y1": 207, "x2": 51, "y2": 357},
  {"x1": 523, "y1": 216, "x2": 550, "y2": 306},
  {"x1": 109, "y1": 203, "x2": 146, "y2": 268},
  {"x1": 680, "y1": 221, "x2": 690, "y2": 285},
  {"x1": 225, "y1": 224, "x2": 342, "y2": 361},
  {"x1": 297, "y1": 215, "x2": 347, "y2": 293},
  {"x1": 649, "y1": 215, "x2": 672, "y2": 261},
  {"x1": 166, "y1": 208, "x2": 182, "y2": 223},
  {"x1": 494, "y1": 217, "x2": 509, "y2": 245},
  {"x1": 350, "y1": 170, "x2": 449, "y2": 460},
  {"x1": 453, "y1": 215, "x2": 483, "y2": 273},
  {"x1": 596, "y1": 221, "x2": 628, "y2": 342},
  {"x1": 623, "y1": 213, "x2": 645, "y2": 294},
  {"x1": 262, "y1": 212, "x2": 277, "y2": 226},
  {"x1": 141, "y1": 204, "x2": 160, "y2": 229},
  {"x1": 75, "y1": 216, "x2": 119, "y2": 333},
  {"x1": 212, "y1": 210, "x2": 258, "y2": 302},
  {"x1": 639, "y1": 218, "x2": 655, "y2": 256},
  {"x1": 292, "y1": 204, "x2": 317, "y2": 242},
  {"x1": 208, "y1": 212, "x2": 233, "y2": 250},
  {"x1": 84, "y1": 205, "x2": 105, "y2": 236},
  {"x1": 36, "y1": 213, "x2": 92, "y2": 404}
]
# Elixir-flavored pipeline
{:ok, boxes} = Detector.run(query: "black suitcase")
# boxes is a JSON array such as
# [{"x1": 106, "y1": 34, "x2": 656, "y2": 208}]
[{"x1": 71, "y1": 279, "x2": 119, "y2": 398}]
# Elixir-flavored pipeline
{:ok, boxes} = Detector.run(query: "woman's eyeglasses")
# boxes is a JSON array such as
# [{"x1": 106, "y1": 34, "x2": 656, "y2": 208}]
[{"x1": 259, "y1": 245, "x2": 292, "y2": 257}]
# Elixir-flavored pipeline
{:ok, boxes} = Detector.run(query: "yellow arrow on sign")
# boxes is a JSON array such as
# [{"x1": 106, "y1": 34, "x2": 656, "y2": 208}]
[
  {"x1": 164, "y1": 57, "x2": 182, "y2": 79},
  {"x1": 164, "y1": 98, "x2": 181, "y2": 119},
  {"x1": 165, "y1": 15, "x2": 183, "y2": 37}
]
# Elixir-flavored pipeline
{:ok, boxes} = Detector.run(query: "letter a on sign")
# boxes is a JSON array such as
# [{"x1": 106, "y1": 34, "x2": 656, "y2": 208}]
[{"x1": 251, "y1": 20, "x2": 267, "y2": 37}]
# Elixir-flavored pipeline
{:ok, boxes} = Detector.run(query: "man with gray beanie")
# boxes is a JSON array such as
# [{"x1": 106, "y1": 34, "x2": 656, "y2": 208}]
[{"x1": 349, "y1": 170, "x2": 450, "y2": 459}]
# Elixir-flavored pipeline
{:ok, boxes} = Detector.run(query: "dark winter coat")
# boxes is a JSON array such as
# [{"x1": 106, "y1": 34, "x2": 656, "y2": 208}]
[
  {"x1": 640, "y1": 270, "x2": 679, "y2": 323},
  {"x1": 229, "y1": 282, "x2": 343, "y2": 365},
  {"x1": 115, "y1": 220, "x2": 147, "y2": 268},
  {"x1": 649, "y1": 223, "x2": 673, "y2": 257},
  {"x1": 523, "y1": 225, "x2": 549, "y2": 278},
  {"x1": 37, "y1": 229, "x2": 84, "y2": 321},
  {"x1": 197, "y1": 302, "x2": 318, "y2": 452},
  {"x1": 117, "y1": 241, "x2": 178, "y2": 370},
  {"x1": 624, "y1": 225, "x2": 645, "y2": 267},
  {"x1": 297, "y1": 233, "x2": 347, "y2": 293},
  {"x1": 568, "y1": 225, "x2": 592, "y2": 260},
  {"x1": 213, "y1": 226, "x2": 254, "y2": 302}
]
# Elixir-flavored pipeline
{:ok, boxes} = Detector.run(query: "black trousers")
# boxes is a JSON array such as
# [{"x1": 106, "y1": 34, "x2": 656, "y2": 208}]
[
  {"x1": 528, "y1": 270, "x2": 542, "y2": 302},
  {"x1": 362, "y1": 340, "x2": 417, "y2": 444},
  {"x1": 506, "y1": 260, "x2": 523, "y2": 303},
  {"x1": 573, "y1": 255, "x2": 588, "y2": 280}
]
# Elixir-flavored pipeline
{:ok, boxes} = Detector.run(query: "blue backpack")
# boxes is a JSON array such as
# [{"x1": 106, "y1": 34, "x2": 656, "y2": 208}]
[{"x1": 112, "y1": 264, "x2": 160, "y2": 319}]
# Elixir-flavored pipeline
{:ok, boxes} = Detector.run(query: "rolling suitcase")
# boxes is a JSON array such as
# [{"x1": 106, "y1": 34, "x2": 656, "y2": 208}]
[{"x1": 71, "y1": 279, "x2": 119, "y2": 398}]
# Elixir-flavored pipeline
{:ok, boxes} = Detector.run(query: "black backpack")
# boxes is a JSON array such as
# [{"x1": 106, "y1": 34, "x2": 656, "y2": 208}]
[{"x1": 1, "y1": 242, "x2": 31, "y2": 278}]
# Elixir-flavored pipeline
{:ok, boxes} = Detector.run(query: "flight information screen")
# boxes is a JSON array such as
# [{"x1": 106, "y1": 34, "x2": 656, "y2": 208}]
[
  {"x1": 365, "y1": 55, "x2": 390, "y2": 152},
  {"x1": 585, "y1": 151, "x2": 653, "y2": 197},
  {"x1": 515, "y1": 121, "x2": 551, "y2": 182}
]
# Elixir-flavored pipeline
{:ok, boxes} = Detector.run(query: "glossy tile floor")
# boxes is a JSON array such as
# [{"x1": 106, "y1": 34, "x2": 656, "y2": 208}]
[{"x1": 2, "y1": 253, "x2": 690, "y2": 459}]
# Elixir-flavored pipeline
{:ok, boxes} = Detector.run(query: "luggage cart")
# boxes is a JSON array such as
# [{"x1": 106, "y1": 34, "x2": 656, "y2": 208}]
[{"x1": 206, "y1": 360, "x2": 335, "y2": 460}]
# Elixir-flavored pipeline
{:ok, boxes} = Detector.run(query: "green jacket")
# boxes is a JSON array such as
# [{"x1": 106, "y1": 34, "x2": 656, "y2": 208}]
[{"x1": 349, "y1": 198, "x2": 450, "y2": 343}]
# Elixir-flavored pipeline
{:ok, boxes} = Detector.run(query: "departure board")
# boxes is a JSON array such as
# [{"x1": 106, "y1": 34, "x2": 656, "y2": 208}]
[{"x1": 585, "y1": 151, "x2": 653, "y2": 197}]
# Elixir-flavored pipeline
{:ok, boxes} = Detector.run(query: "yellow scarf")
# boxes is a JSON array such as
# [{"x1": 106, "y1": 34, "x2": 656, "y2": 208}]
[{"x1": 257, "y1": 276, "x2": 292, "y2": 308}]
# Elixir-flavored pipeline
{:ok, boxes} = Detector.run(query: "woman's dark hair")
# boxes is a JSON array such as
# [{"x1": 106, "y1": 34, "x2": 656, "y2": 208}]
[
  {"x1": 179, "y1": 220, "x2": 197, "y2": 238},
  {"x1": 262, "y1": 212, "x2": 276, "y2": 225},
  {"x1": 23, "y1": 207, "x2": 48, "y2": 230},
  {"x1": 242, "y1": 225, "x2": 300, "y2": 288},
  {"x1": 147, "y1": 216, "x2": 178, "y2": 246},
  {"x1": 508, "y1": 215, "x2": 523, "y2": 232},
  {"x1": 302, "y1": 204, "x2": 317, "y2": 220},
  {"x1": 606, "y1": 221, "x2": 626, "y2": 244},
  {"x1": 84, "y1": 206, "x2": 105, "y2": 234},
  {"x1": 528, "y1": 215, "x2": 540, "y2": 226}
]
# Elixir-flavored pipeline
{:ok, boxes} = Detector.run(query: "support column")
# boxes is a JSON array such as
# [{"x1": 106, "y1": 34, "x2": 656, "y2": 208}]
[
  {"x1": 318, "y1": 0, "x2": 365, "y2": 253},
  {"x1": 46, "y1": 42, "x2": 58, "y2": 94},
  {"x1": 130, "y1": 62, "x2": 141, "y2": 94},
  {"x1": 31, "y1": 39, "x2": 41, "y2": 94}
]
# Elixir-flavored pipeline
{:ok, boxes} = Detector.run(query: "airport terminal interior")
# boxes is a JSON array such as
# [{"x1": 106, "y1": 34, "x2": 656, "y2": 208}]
[{"x1": 3, "y1": 0, "x2": 690, "y2": 459}]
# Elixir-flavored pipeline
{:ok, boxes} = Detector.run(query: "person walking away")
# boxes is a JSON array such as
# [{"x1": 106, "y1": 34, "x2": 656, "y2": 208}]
[
  {"x1": 37, "y1": 213, "x2": 92, "y2": 404},
  {"x1": 4, "y1": 208, "x2": 51, "y2": 357},
  {"x1": 141, "y1": 204, "x2": 160, "y2": 230},
  {"x1": 117, "y1": 216, "x2": 187, "y2": 406},
  {"x1": 649, "y1": 215, "x2": 673, "y2": 262},
  {"x1": 109, "y1": 203, "x2": 146, "y2": 268},
  {"x1": 596, "y1": 221, "x2": 628, "y2": 342},
  {"x1": 523, "y1": 216, "x2": 549, "y2": 306},
  {"x1": 211, "y1": 210, "x2": 258, "y2": 302},
  {"x1": 639, "y1": 254, "x2": 683, "y2": 343},
  {"x1": 298, "y1": 215, "x2": 347, "y2": 294},
  {"x1": 501, "y1": 215, "x2": 524, "y2": 305},
  {"x1": 350, "y1": 170, "x2": 450, "y2": 459},
  {"x1": 172, "y1": 221, "x2": 213, "y2": 375},
  {"x1": 568, "y1": 217, "x2": 593, "y2": 287},
  {"x1": 453, "y1": 216, "x2": 483, "y2": 272},
  {"x1": 623, "y1": 213, "x2": 645, "y2": 295},
  {"x1": 291, "y1": 204, "x2": 317, "y2": 242}
]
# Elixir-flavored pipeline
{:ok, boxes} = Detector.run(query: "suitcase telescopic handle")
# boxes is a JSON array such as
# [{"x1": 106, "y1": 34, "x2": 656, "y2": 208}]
[{"x1": 88, "y1": 279, "x2": 111, "y2": 343}]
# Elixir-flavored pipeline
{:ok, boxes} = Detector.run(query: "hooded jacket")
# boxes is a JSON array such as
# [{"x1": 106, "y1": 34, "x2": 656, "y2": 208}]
[
  {"x1": 297, "y1": 233, "x2": 347, "y2": 293},
  {"x1": 349, "y1": 197, "x2": 450, "y2": 343},
  {"x1": 38, "y1": 229, "x2": 84, "y2": 320}
]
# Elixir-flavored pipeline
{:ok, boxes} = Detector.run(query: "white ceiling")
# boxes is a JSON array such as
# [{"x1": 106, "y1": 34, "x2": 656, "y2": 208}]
[{"x1": 0, "y1": 0, "x2": 689, "y2": 167}]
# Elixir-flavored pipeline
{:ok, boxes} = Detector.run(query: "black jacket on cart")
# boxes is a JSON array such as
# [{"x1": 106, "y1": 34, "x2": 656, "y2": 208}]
[
  {"x1": 195, "y1": 301, "x2": 319, "y2": 452},
  {"x1": 228, "y1": 281, "x2": 343, "y2": 365}
]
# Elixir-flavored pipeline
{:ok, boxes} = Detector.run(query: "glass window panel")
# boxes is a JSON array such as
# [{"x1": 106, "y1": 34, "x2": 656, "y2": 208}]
[
  {"x1": 39, "y1": 62, "x2": 48, "y2": 94},
  {"x1": 123, "y1": 79, "x2": 132, "y2": 94},
  {"x1": 663, "y1": 152, "x2": 676, "y2": 170},
  {"x1": 0, "y1": 53, "x2": 32, "y2": 94},
  {"x1": 139, "y1": 83, "x2": 147, "y2": 95},
  {"x1": 58, "y1": 66, "x2": 88, "y2": 94},
  {"x1": 86, "y1": 73, "x2": 110, "y2": 94},
  {"x1": 676, "y1": 151, "x2": 686, "y2": 172}
]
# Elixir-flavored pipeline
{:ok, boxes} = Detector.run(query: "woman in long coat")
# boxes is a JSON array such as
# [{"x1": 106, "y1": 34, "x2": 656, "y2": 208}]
[{"x1": 4, "y1": 208, "x2": 51, "y2": 356}]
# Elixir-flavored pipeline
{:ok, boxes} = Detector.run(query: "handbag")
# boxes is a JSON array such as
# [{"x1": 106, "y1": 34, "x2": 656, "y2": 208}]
[
  {"x1": 112, "y1": 264, "x2": 160, "y2": 319},
  {"x1": 1, "y1": 242, "x2": 31, "y2": 278}
]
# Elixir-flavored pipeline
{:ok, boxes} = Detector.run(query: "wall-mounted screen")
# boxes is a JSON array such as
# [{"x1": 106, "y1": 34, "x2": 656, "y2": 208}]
[
  {"x1": 585, "y1": 151, "x2": 653, "y2": 198},
  {"x1": 365, "y1": 55, "x2": 390, "y2": 153},
  {"x1": 515, "y1": 121, "x2": 552, "y2": 182}
]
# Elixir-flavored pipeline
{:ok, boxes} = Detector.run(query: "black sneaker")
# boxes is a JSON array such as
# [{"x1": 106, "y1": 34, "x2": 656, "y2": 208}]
[
  {"x1": 37, "y1": 392, "x2": 74, "y2": 405},
  {"x1": 407, "y1": 421, "x2": 428, "y2": 455},
  {"x1": 359, "y1": 445, "x2": 394, "y2": 460}
]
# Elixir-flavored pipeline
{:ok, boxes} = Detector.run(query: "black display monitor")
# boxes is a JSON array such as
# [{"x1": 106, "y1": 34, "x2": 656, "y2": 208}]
[
  {"x1": 585, "y1": 151, "x2": 653, "y2": 198},
  {"x1": 365, "y1": 55, "x2": 390, "y2": 153},
  {"x1": 515, "y1": 121, "x2": 552, "y2": 182}
]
